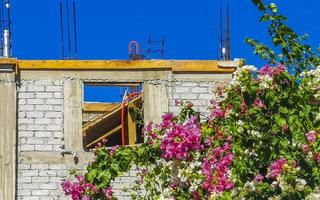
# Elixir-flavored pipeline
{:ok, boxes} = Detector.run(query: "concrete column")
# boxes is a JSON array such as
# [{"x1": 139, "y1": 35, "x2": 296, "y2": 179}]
[
  {"x1": 143, "y1": 82, "x2": 169, "y2": 124},
  {"x1": 63, "y1": 78, "x2": 83, "y2": 152},
  {"x1": 0, "y1": 72, "x2": 16, "y2": 200}
]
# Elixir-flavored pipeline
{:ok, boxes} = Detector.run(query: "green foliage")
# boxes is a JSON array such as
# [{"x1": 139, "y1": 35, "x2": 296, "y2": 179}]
[{"x1": 247, "y1": 1, "x2": 320, "y2": 73}]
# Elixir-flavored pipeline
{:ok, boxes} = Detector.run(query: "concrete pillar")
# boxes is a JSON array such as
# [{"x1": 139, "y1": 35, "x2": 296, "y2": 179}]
[
  {"x1": 63, "y1": 78, "x2": 83, "y2": 152},
  {"x1": 143, "y1": 83, "x2": 169, "y2": 124},
  {"x1": 0, "y1": 71, "x2": 16, "y2": 200}
]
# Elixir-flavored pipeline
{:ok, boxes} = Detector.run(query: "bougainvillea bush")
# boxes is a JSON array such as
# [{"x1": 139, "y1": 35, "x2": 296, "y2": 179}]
[
  {"x1": 61, "y1": 1, "x2": 320, "y2": 199},
  {"x1": 62, "y1": 64, "x2": 320, "y2": 200}
]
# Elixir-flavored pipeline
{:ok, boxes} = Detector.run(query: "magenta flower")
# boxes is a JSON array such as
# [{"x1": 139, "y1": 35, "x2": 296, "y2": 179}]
[
  {"x1": 306, "y1": 131, "x2": 316, "y2": 143},
  {"x1": 302, "y1": 144, "x2": 309, "y2": 154},
  {"x1": 268, "y1": 158, "x2": 287, "y2": 179},
  {"x1": 110, "y1": 145, "x2": 119, "y2": 156},
  {"x1": 241, "y1": 98, "x2": 247, "y2": 113},
  {"x1": 254, "y1": 174, "x2": 264, "y2": 183},
  {"x1": 104, "y1": 186, "x2": 113, "y2": 200},
  {"x1": 314, "y1": 154, "x2": 320, "y2": 163},
  {"x1": 160, "y1": 116, "x2": 201, "y2": 160},
  {"x1": 253, "y1": 98, "x2": 266, "y2": 109}
]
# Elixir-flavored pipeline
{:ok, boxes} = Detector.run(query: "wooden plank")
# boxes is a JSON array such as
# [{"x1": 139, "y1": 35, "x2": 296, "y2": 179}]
[
  {"x1": 127, "y1": 106, "x2": 136, "y2": 147},
  {"x1": 86, "y1": 125, "x2": 122, "y2": 148},
  {"x1": 82, "y1": 95, "x2": 142, "y2": 133},
  {"x1": 16, "y1": 60, "x2": 237, "y2": 73},
  {"x1": 83, "y1": 103, "x2": 120, "y2": 112}
]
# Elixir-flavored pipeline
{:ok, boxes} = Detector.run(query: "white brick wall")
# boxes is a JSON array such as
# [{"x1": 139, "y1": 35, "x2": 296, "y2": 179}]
[
  {"x1": 169, "y1": 81, "x2": 227, "y2": 114},
  {"x1": 17, "y1": 80, "x2": 67, "y2": 200},
  {"x1": 16, "y1": 79, "x2": 228, "y2": 199}
]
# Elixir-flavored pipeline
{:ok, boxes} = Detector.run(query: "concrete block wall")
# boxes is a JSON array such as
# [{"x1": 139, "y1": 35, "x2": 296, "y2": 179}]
[
  {"x1": 17, "y1": 80, "x2": 68, "y2": 200},
  {"x1": 16, "y1": 77, "x2": 231, "y2": 199},
  {"x1": 168, "y1": 81, "x2": 227, "y2": 115}
]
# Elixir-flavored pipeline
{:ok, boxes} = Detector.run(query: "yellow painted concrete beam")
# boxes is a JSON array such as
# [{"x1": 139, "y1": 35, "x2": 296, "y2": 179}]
[{"x1": 14, "y1": 60, "x2": 237, "y2": 73}]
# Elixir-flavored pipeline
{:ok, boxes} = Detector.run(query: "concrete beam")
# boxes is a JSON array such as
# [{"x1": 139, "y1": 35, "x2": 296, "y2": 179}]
[
  {"x1": 63, "y1": 78, "x2": 83, "y2": 152},
  {"x1": 0, "y1": 72, "x2": 16, "y2": 200},
  {"x1": 143, "y1": 82, "x2": 169, "y2": 124}
]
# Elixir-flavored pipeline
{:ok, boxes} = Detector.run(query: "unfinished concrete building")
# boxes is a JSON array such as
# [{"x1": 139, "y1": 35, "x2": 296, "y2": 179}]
[{"x1": 0, "y1": 59, "x2": 238, "y2": 199}]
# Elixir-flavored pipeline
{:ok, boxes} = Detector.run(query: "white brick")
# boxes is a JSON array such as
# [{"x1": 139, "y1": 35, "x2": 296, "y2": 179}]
[
  {"x1": 21, "y1": 196, "x2": 40, "y2": 200},
  {"x1": 191, "y1": 87, "x2": 208, "y2": 93},
  {"x1": 27, "y1": 125, "x2": 45, "y2": 131},
  {"x1": 39, "y1": 183, "x2": 58, "y2": 190},
  {"x1": 45, "y1": 112, "x2": 62, "y2": 118},
  {"x1": 18, "y1": 111, "x2": 26, "y2": 118},
  {"x1": 34, "y1": 118, "x2": 52, "y2": 124},
  {"x1": 35, "y1": 145, "x2": 53, "y2": 151},
  {"x1": 198, "y1": 94, "x2": 213, "y2": 100},
  {"x1": 20, "y1": 170, "x2": 38, "y2": 177},
  {"x1": 18, "y1": 118, "x2": 34, "y2": 124},
  {"x1": 50, "y1": 177, "x2": 63, "y2": 182},
  {"x1": 34, "y1": 131, "x2": 53, "y2": 138},
  {"x1": 35, "y1": 92, "x2": 53, "y2": 98},
  {"x1": 53, "y1": 92, "x2": 63, "y2": 98},
  {"x1": 39, "y1": 170, "x2": 57, "y2": 177},
  {"x1": 18, "y1": 177, "x2": 32, "y2": 183},
  {"x1": 22, "y1": 183, "x2": 40, "y2": 190},
  {"x1": 180, "y1": 93, "x2": 198, "y2": 100},
  {"x1": 19, "y1": 105, "x2": 34, "y2": 111},
  {"x1": 20, "y1": 145, "x2": 35, "y2": 151},
  {"x1": 25, "y1": 138, "x2": 44, "y2": 145},
  {"x1": 34, "y1": 80, "x2": 53, "y2": 86},
  {"x1": 181, "y1": 82, "x2": 197, "y2": 87},
  {"x1": 18, "y1": 85, "x2": 27, "y2": 92},
  {"x1": 53, "y1": 118, "x2": 63, "y2": 124},
  {"x1": 53, "y1": 105, "x2": 62, "y2": 111},
  {"x1": 46, "y1": 99, "x2": 62, "y2": 105},
  {"x1": 19, "y1": 93, "x2": 34, "y2": 99},
  {"x1": 175, "y1": 87, "x2": 190, "y2": 93},
  {"x1": 46, "y1": 125, "x2": 61, "y2": 131},
  {"x1": 28, "y1": 86, "x2": 45, "y2": 92},
  {"x1": 47, "y1": 139, "x2": 62, "y2": 145},
  {"x1": 19, "y1": 164, "x2": 31, "y2": 170},
  {"x1": 27, "y1": 99, "x2": 44, "y2": 105},
  {"x1": 31, "y1": 164, "x2": 49, "y2": 170},
  {"x1": 19, "y1": 99, "x2": 26, "y2": 105},
  {"x1": 45, "y1": 86, "x2": 61, "y2": 92},
  {"x1": 35, "y1": 105, "x2": 53, "y2": 111},
  {"x1": 27, "y1": 112, "x2": 44, "y2": 118},
  {"x1": 32, "y1": 190, "x2": 49, "y2": 196},
  {"x1": 49, "y1": 164, "x2": 66, "y2": 170},
  {"x1": 18, "y1": 190, "x2": 31, "y2": 196},
  {"x1": 32, "y1": 177, "x2": 50, "y2": 183}
]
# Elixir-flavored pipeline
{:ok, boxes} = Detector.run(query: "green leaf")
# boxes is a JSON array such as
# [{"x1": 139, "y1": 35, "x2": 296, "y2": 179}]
[{"x1": 269, "y1": 3, "x2": 278, "y2": 13}]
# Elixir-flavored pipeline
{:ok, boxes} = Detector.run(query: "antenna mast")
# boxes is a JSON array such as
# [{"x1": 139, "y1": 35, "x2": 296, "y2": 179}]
[
  {"x1": 225, "y1": 0, "x2": 231, "y2": 60},
  {"x1": 59, "y1": 0, "x2": 79, "y2": 59},
  {"x1": 0, "y1": 0, "x2": 12, "y2": 58},
  {"x1": 147, "y1": 35, "x2": 165, "y2": 59}
]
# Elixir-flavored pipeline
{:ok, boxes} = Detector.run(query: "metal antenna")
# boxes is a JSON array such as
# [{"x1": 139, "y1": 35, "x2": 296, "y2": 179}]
[
  {"x1": 225, "y1": 0, "x2": 231, "y2": 60},
  {"x1": 0, "y1": 0, "x2": 12, "y2": 57},
  {"x1": 219, "y1": 0, "x2": 224, "y2": 60},
  {"x1": 66, "y1": 0, "x2": 71, "y2": 59},
  {"x1": 147, "y1": 34, "x2": 165, "y2": 59},
  {"x1": 72, "y1": 0, "x2": 78, "y2": 59},
  {"x1": 59, "y1": 0, "x2": 65, "y2": 59}
]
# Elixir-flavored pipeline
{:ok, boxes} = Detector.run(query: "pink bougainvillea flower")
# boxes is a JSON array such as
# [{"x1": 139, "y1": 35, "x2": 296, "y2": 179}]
[
  {"x1": 268, "y1": 158, "x2": 287, "y2": 179},
  {"x1": 314, "y1": 154, "x2": 320, "y2": 163},
  {"x1": 109, "y1": 145, "x2": 119, "y2": 156},
  {"x1": 282, "y1": 125, "x2": 289, "y2": 132},
  {"x1": 241, "y1": 98, "x2": 247, "y2": 113},
  {"x1": 302, "y1": 144, "x2": 310, "y2": 154},
  {"x1": 306, "y1": 131, "x2": 316, "y2": 143},
  {"x1": 160, "y1": 116, "x2": 201, "y2": 160},
  {"x1": 254, "y1": 174, "x2": 264, "y2": 183},
  {"x1": 104, "y1": 186, "x2": 113, "y2": 200},
  {"x1": 253, "y1": 98, "x2": 266, "y2": 109}
]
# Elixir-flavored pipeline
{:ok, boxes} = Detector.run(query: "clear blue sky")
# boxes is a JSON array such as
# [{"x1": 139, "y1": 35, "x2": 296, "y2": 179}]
[{"x1": 11, "y1": 0, "x2": 320, "y2": 67}]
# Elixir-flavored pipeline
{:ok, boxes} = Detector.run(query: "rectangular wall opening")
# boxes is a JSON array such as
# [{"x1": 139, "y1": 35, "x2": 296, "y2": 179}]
[{"x1": 82, "y1": 83, "x2": 144, "y2": 149}]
